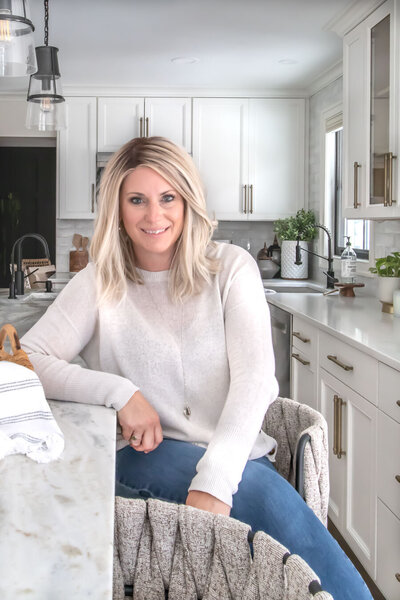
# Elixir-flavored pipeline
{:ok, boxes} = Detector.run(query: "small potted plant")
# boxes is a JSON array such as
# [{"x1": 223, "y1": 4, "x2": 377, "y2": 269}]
[
  {"x1": 273, "y1": 209, "x2": 317, "y2": 279},
  {"x1": 369, "y1": 252, "x2": 400, "y2": 305}
]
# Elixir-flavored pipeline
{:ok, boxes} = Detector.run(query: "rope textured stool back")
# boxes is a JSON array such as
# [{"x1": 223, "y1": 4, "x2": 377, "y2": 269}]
[{"x1": 0, "y1": 324, "x2": 34, "y2": 371}]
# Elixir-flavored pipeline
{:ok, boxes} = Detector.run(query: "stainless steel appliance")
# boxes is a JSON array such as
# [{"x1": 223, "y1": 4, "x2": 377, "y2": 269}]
[{"x1": 268, "y1": 302, "x2": 291, "y2": 398}]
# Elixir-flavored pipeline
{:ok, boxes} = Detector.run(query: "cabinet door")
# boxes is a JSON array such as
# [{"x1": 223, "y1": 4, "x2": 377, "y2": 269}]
[
  {"x1": 249, "y1": 99, "x2": 305, "y2": 220},
  {"x1": 192, "y1": 98, "x2": 249, "y2": 220},
  {"x1": 343, "y1": 0, "x2": 400, "y2": 219},
  {"x1": 97, "y1": 98, "x2": 144, "y2": 152},
  {"x1": 58, "y1": 97, "x2": 97, "y2": 219},
  {"x1": 320, "y1": 369, "x2": 377, "y2": 577},
  {"x1": 145, "y1": 98, "x2": 192, "y2": 153},
  {"x1": 291, "y1": 350, "x2": 317, "y2": 409},
  {"x1": 376, "y1": 499, "x2": 400, "y2": 600}
]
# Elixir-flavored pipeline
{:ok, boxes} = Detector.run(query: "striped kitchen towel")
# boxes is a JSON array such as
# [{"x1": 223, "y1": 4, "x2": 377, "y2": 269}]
[{"x1": 0, "y1": 361, "x2": 64, "y2": 463}]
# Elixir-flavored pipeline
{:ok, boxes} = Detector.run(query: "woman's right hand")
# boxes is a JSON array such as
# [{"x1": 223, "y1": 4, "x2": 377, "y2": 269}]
[{"x1": 117, "y1": 390, "x2": 163, "y2": 453}]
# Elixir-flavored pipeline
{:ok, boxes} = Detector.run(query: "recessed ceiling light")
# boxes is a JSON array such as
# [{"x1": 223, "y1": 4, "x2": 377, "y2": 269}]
[
  {"x1": 278, "y1": 59, "x2": 298, "y2": 65},
  {"x1": 170, "y1": 57, "x2": 199, "y2": 65}
]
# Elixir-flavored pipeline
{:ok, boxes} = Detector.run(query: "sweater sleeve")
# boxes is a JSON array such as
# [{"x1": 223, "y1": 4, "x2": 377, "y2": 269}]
[
  {"x1": 188, "y1": 249, "x2": 279, "y2": 506},
  {"x1": 21, "y1": 265, "x2": 138, "y2": 412}
]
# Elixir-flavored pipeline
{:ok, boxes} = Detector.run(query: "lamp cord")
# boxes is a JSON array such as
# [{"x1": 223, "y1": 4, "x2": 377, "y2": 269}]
[{"x1": 44, "y1": 0, "x2": 49, "y2": 46}]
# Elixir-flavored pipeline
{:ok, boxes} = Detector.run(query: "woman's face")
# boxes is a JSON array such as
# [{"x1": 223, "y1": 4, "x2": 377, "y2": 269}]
[{"x1": 120, "y1": 166, "x2": 185, "y2": 271}]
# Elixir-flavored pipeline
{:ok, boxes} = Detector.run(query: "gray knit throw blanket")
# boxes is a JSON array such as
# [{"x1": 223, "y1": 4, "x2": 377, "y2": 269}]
[{"x1": 113, "y1": 497, "x2": 333, "y2": 600}]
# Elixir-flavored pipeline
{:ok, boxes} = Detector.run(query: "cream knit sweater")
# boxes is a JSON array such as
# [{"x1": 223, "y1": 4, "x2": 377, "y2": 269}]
[{"x1": 21, "y1": 242, "x2": 278, "y2": 506}]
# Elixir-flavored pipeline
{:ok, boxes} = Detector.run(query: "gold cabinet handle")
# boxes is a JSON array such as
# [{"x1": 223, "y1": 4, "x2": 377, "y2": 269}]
[
  {"x1": 337, "y1": 396, "x2": 346, "y2": 459},
  {"x1": 327, "y1": 355, "x2": 353, "y2": 372},
  {"x1": 291, "y1": 352, "x2": 310, "y2": 366},
  {"x1": 243, "y1": 185, "x2": 248, "y2": 214},
  {"x1": 395, "y1": 475, "x2": 400, "y2": 484},
  {"x1": 249, "y1": 184, "x2": 253, "y2": 214},
  {"x1": 395, "y1": 573, "x2": 400, "y2": 582},
  {"x1": 333, "y1": 395, "x2": 339, "y2": 456},
  {"x1": 397, "y1": 400, "x2": 400, "y2": 407},
  {"x1": 384, "y1": 152, "x2": 397, "y2": 207},
  {"x1": 145, "y1": 117, "x2": 149, "y2": 137},
  {"x1": 293, "y1": 331, "x2": 310, "y2": 344},
  {"x1": 139, "y1": 117, "x2": 143, "y2": 137},
  {"x1": 91, "y1": 183, "x2": 95, "y2": 213},
  {"x1": 353, "y1": 162, "x2": 361, "y2": 208}
]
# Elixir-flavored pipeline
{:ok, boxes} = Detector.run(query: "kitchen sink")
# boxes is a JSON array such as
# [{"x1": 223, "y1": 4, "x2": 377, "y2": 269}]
[{"x1": 265, "y1": 285, "x2": 322, "y2": 294}]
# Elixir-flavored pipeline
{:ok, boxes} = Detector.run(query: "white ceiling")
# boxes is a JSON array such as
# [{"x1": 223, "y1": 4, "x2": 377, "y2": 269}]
[{"x1": 1, "y1": 0, "x2": 358, "y2": 94}]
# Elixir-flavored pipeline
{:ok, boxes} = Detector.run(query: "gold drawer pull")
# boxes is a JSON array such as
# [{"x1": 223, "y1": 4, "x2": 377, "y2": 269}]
[
  {"x1": 292, "y1": 353, "x2": 310, "y2": 366},
  {"x1": 396, "y1": 573, "x2": 400, "y2": 583},
  {"x1": 293, "y1": 331, "x2": 310, "y2": 343},
  {"x1": 327, "y1": 355, "x2": 353, "y2": 372},
  {"x1": 395, "y1": 475, "x2": 400, "y2": 484}
]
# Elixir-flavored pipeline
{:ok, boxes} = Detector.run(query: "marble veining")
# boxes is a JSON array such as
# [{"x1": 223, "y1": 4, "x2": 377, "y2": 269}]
[
  {"x1": 268, "y1": 293, "x2": 400, "y2": 370},
  {"x1": 0, "y1": 400, "x2": 116, "y2": 599}
]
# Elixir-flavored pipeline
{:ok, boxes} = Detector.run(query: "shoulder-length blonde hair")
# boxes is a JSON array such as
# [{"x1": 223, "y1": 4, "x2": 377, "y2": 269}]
[{"x1": 90, "y1": 136, "x2": 219, "y2": 305}]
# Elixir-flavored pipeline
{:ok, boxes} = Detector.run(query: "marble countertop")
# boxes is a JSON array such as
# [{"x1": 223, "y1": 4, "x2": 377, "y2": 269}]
[
  {"x1": 0, "y1": 400, "x2": 116, "y2": 599},
  {"x1": 267, "y1": 291, "x2": 400, "y2": 370}
]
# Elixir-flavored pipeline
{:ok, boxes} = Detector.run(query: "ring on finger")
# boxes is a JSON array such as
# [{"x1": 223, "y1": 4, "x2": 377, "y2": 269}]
[{"x1": 129, "y1": 433, "x2": 139, "y2": 443}]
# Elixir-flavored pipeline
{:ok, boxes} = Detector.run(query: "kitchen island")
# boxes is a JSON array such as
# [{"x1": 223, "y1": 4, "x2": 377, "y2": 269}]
[
  {"x1": 0, "y1": 400, "x2": 116, "y2": 599},
  {"x1": 0, "y1": 290, "x2": 116, "y2": 599}
]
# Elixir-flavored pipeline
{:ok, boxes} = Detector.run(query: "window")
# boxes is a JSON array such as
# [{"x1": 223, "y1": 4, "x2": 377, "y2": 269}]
[{"x1": 325, "y1": 125, "x2": 370, "y2": 260}]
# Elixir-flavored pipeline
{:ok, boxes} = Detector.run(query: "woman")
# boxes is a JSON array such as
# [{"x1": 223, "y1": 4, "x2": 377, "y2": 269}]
[{"x1": 22, "y1": 137, "x2": 372, "y2": 599}]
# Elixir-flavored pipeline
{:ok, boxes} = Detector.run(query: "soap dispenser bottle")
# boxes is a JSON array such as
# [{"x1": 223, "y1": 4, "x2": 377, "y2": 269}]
[{"x1": 340, "y1": 236, "x2": 357, "y2": 283}]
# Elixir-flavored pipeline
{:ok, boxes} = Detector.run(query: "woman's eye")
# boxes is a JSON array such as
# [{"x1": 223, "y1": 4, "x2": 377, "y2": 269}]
[
  {"x1": 129, "y1": 196, "x2": 143, "y2": 205},
  {"x1": 162, "y1": 194, "x2": 175, "y2": 203}
]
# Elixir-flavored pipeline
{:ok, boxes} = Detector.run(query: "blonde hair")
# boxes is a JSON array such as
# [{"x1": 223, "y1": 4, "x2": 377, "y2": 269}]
[{"x1": 90, "y1": 137, "x2": 219, "y2": 305}]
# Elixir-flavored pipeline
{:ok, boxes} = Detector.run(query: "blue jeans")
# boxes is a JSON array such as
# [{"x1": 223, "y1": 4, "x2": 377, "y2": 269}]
[{"x1": 116, "y1": 439, "x2": 372, "y2": 600}]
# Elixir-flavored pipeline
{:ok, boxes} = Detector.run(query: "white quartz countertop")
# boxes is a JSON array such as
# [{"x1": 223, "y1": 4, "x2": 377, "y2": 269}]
[
  {"x1": 0, "y1": 400, "x2": 116, "y2": 599},
  {"x1": 267, "y1": 292, "x2": 400, "y2": 370}
]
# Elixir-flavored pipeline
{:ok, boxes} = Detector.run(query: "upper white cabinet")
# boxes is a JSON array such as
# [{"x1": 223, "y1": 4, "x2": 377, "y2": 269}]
[
  {"x1": 97, "y1": 97, "x2": 192, "y2": 153},
  {"x1": 343, "y1": 0, "x2": 400, "y2": 219},
  {"x1": 193, "y1": 98, "x2": 304, "y2": 221},
  {"x1": 192, "y1": 98, "x2": 305, "y2": 221},
  {"x1": 58, "y1": 97, "x2": 97, "y2": 219}
]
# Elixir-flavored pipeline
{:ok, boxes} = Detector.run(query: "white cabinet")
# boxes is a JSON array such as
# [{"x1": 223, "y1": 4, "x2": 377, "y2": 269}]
[
  {"x1": 319, "y1": 367, "x2": 377, "y2": 577},
  {"x1": 343, "y1": 0, "x2": 400, "y2": 219},
  {"x1": 376, "y1": 500, "x2": 400, "y2": 600},
  {"x1": 58, "y1": 97, "x2": 97, "y2": 219},
  {"x1": 192, "y1": 97, "x2": 305, "y2": 221},
  {"x1": 291, "y1": 316, "x2": 318, "y2": 409},
  {"x1": 97, "y1": 97, "x2": 192, "y2": 153}
]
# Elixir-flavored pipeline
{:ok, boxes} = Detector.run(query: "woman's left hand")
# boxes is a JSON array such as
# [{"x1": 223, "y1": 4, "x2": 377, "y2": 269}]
[{"x1": 186, "y1": 490, "x2": 231, "y2": 516}]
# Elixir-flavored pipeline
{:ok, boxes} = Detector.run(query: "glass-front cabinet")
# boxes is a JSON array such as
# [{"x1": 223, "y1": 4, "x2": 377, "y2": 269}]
[{"x1": 343, "y1": 0, "x2": 400, "y2": 219}]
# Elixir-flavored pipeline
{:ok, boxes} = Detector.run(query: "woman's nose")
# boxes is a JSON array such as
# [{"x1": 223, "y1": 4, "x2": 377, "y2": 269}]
[{"x1": 145, "y1": 200, "x2": 163, "y2": 222}]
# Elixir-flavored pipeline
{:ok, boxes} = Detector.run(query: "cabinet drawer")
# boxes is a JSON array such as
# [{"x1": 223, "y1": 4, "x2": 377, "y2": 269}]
[
  {"x1": 319, "y1": 332, "x2": 378, "y2": 404},
  {"x1": 376, "y1": 500, "x2": 400, "y2": 600},
  {"x1": 378, "y1": 410, "x2": 400, "y2": 519},
  {"x1": 378, "y1": 362, "x2": 400, "y2": 423},
  {"x1": 292, "y1": 316, "x2": 318, "y2": 360}
]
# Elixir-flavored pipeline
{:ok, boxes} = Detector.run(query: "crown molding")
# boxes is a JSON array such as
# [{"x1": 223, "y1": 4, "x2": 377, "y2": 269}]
[
  {"x1": 307, "y1": 61, "x2": 343, "y2": 97},
  {"x1": 324, "y1": 0, "x2": 387, "y2": 37},
  {"x1": 61, "y1": 85, "x2": 309, "y2": 99}
]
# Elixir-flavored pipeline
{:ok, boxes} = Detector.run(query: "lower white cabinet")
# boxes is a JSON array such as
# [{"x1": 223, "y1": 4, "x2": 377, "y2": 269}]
[
  {"x1": 376, "y1": 500, "x2": 400, "y2": 600},
  {"x1": 291, "y1": 316, "x2": 318, "y2": 409},
  {"x1": 319, "y1": 368, "x2": 377, "y2": 577},
  {"x1": 58, "y1": 97, "x2": 97, "y2": 219}
]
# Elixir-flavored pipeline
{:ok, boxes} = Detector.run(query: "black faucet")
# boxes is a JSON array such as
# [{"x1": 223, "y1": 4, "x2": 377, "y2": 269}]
[
  {"x1": 9, "y1": 233, "x2": 51, "y2": 298},
  {"x1": 295, "y1": 224, "x2": 337, "y2": 289}
]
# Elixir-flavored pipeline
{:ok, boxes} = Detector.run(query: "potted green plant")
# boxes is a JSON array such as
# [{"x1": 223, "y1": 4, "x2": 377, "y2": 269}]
[
  {"x1": 273, "y1": 209, "x2": 317, "y2": 279},
  {"x1": 369, "y1": 252, "x2": 400, "y2": 305}
]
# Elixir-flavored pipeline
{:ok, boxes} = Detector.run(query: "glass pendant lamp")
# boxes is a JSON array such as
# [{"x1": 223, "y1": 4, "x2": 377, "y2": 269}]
[
  {"x1": 26, "y1": 0, "x2": 66, "y2": 131},
  {"x1": 0, "y1": 0, "x2": 37, "y2": 76}
]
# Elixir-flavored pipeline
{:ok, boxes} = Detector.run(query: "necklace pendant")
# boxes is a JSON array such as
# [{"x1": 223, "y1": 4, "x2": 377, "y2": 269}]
[{"x1": 183, "y1": 406, "x2": 191, "y2": 419}]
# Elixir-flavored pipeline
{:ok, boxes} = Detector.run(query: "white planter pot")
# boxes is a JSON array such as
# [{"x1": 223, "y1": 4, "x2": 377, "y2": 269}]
[
  {"x1": 377, "y1": 277, "x2": 400, "y2": 304},
  {"x1": 281, "y1": 240, "x2": 308, "y2": 280}
]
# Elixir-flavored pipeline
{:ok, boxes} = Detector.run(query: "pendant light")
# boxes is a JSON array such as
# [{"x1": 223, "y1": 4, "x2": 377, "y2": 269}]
[
  {"x1": 26, "y1": 0, "x2": 66, "y2": 131},
  {"x1": 0, "y1": 0, "x2": 37, "y2": 76}
]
